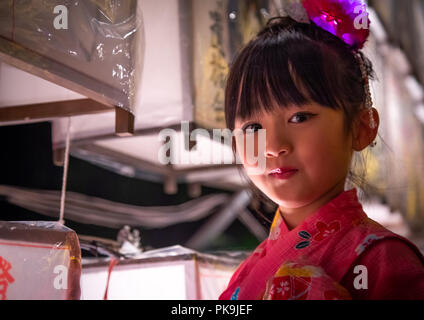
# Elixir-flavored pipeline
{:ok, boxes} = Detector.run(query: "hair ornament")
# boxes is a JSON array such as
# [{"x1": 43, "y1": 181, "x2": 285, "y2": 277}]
[
  {"x1": 357, "y1": 53, "x2": 377, "y2": 140},
  {"x1": 281, "y1": 0, "x2": 371, "y2": 50},
  {"x1": 356, "y1": 52, "x2": 374, "y2": 110}
]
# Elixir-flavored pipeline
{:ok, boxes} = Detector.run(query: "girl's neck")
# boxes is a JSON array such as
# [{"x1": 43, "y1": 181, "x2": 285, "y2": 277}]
[{"x1": 279, "y1": 180, "x2": 346, "y2": 231}]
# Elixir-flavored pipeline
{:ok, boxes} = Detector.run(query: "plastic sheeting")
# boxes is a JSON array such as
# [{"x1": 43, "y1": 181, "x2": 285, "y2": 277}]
[
  {"x1": 51, "y1": 0, "x2": 193, "y2": 148},
  {"x1": 0, "y1": 221, "x2": 81, "y2": 300},
  {"x1": 0, "y1": 184, "x2": 231, "y2": 229},
  {"x1": 0, "y1": 0, "x2": 143, "y2": 112}
]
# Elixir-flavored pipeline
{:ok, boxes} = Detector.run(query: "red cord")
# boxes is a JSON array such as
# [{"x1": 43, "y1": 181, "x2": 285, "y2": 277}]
[{"x1": 103, "y1": 257, "x2": 119, "y2": 300}]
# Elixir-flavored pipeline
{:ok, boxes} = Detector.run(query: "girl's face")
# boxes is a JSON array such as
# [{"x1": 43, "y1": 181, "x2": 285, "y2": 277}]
[{"x1": 234, "y1": 103, "x2": 353, "y2": 210}]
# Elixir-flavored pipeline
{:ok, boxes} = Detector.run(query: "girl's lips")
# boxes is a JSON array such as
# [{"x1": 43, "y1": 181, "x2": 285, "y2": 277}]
[{"x1": 269, "y1": 168, "x2": 299, "y2": 180}]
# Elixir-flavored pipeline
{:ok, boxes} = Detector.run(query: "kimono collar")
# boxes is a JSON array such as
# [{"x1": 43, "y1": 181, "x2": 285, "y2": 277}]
[{"x1": 269, "y1": 188, "x2": 363, "y2": 241}]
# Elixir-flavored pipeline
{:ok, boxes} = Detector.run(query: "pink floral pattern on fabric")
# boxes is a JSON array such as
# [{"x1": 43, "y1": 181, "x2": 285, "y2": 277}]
[
  {"x1": 295, "y1": 220, "x2": 341, "y2": 249},
  {"x1": 264, "y1": 262, "x2": 318, "y2": 300},
  {"x1": 264, "y1": 261, "x2": 351, "y2": 300},
  {"x1": 313, "y1": 220, "x2": 341, "y2": 241},
  {"x1": 295, "y1": 230, "x2": 312, "y2": 249},
  {"x1": 355, "y1": 234, "x2": 384, "y2": 256},
  {"x1": 219, "y1": 188, "x2": 424, "y2": 300}
]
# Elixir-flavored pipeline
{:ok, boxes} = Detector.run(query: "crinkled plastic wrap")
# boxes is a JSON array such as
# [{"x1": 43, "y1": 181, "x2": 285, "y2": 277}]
[
  {"x1": 0, "y1": 221, "x2": 81, "y2": 300},
  {"x1": 0, "y1": 0, "x2": 143, "y2": 113}
]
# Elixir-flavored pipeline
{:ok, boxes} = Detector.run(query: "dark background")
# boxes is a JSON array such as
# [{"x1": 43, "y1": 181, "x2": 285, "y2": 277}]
[{"x1": 0, "y1": 121, "x2": 264, "y2": 252}]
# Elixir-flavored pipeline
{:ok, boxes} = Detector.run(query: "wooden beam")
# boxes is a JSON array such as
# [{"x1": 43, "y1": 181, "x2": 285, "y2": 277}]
[
  {"x1": 53, "y1": 148, "x2": 66, "y2": 167},
  {"x1": 72, "y1": 143, "x2": 239, "y2": 177},
  {"x1": 63, "y1": 123, "x2": 192, "y2": 148},
  {"x1": 51, "y1": 123, "x2": 184, "y2": 150},
  {"x1": 115, "y1": 107, "x2": 135, "y2": 136},
  {"x1": 73, "y1": 144, "x2": 174, "y2": 176},
  {"x1": 0, "y1": 99, "x2": 113, "y2": 122}
]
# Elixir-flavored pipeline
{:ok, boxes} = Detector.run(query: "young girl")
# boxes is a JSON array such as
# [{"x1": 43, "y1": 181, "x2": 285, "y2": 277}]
[{"x1": 219, "y1": 0, "x2": 424, "y2": 300}]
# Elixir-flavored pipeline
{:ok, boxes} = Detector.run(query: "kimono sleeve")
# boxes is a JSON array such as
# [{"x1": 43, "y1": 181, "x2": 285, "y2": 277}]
[{"x1": 340, "y1": 238, "x2": 424, "y2": 300}]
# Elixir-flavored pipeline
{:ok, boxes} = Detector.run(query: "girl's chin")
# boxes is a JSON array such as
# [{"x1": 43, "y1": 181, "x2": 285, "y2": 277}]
[
  {"x1": 265, "y1": 194, "x2": 296, "y2": 207},
  {"x1": 264, "y1": 188, "x2": 307, "y2": 208}
]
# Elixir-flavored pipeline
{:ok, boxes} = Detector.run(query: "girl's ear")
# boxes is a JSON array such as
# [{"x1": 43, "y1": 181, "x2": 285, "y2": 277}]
[{"x1": 352, "y1": 107, "x2": 379, "y2": 151}]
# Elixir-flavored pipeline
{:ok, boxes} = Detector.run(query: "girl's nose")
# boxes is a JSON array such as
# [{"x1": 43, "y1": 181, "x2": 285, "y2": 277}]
[
  {"x1": 265, "y1": 147, "x2": 290, "y2": 158},
  {"x1": 264, "y1": 136, "x2": 292, "y2": 158}
]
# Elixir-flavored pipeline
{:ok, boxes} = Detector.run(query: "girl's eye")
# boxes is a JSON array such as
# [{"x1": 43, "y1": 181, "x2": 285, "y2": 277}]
[
  {"x1": 242, "y1": 123, "x2": 262, "y2": 133},
  {"x1": 289, "y1": 112, "x2": 316, "y2": 124}
]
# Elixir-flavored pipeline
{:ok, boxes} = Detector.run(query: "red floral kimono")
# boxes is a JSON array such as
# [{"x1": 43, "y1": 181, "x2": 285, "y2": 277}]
[{"x1": 219, "y1": 189, "x2": 424, "y2": 300}]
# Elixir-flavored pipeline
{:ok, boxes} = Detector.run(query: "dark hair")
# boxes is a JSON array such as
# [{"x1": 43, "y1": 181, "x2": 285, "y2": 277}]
[
  {"x1": 225, "y1": 16, "x2": 374, "y2": 134},
  {"x1": 225, "y1": 16, "x2": 377, "y2": 213}
]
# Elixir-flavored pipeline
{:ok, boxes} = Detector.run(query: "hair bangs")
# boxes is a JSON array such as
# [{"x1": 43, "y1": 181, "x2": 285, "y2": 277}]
[
  {"x1": 234, "y1": 43, "x2": 310, "y2": 121},
  {"x1": 225, "y1": 32, "x2": 349, "y2": 130}
]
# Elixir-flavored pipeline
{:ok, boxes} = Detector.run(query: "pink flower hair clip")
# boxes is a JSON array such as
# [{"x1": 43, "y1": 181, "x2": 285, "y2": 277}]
[{"x1": 282, "y1": 0, "x2": 371, "y2": 50}]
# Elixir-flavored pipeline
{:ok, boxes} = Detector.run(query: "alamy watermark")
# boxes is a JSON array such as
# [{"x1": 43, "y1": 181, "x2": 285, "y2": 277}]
[
  {"x1": 53, "y1": 264, "x2": 68, "y2": 290},
  {"x1": 353, "y1": 4, "x2": 369, "y2": 30},
  {"x1": 158, "y1": 121, "x2": 267, "y2": 175},
  {"x1": 53, "y1": 5, "x2": 68, "y2": 30},
  {"x1": 353, "y1": 265, "x2": 368, "y2": 290}
]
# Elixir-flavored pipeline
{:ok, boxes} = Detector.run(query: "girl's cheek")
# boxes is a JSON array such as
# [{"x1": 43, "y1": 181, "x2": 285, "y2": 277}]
[{"x1": 299, "y1": 130, "x2": 350, "y2": 175}]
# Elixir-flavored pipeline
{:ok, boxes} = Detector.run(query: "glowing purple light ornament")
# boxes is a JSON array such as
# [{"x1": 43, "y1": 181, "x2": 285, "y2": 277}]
[{"x1": 301, "y1": 0, "x2": 371, "y2": 49}]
